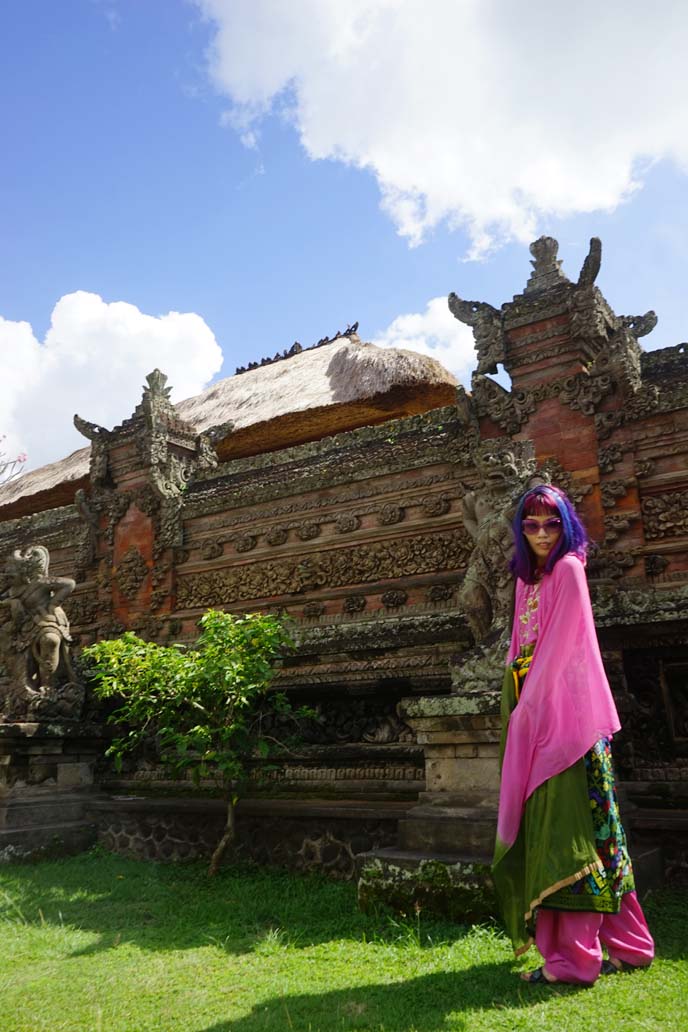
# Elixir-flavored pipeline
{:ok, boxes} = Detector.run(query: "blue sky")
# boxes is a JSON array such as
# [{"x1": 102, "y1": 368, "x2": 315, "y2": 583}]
[{"x1": 2, "y1": 0, "x2": 688, "y2": 470}]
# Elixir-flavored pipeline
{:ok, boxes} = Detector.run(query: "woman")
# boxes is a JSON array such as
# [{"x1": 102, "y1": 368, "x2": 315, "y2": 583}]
[{"x1": 492, "y1": 484, "x2": 654, "y2": 985}]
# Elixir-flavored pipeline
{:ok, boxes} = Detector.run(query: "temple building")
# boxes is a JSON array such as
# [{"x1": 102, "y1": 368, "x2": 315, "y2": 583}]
[{"x1": 1, "y1": 237, "x2": 685, "y2": 903}]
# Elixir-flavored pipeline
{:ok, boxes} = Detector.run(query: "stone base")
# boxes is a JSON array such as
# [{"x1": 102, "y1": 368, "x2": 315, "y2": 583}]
[
  {"x1": 357, "y1": 848, "x2": 496, "y2": 921},
  {"x1": 89, "y1": 795, "x2": 409, "y2": 879},
  {"x1": 0, "y1": 820, "x2": 96, "y2": 864},
  {"x1": 0, "y1": 720, "x2": 105, "y2": 863}
]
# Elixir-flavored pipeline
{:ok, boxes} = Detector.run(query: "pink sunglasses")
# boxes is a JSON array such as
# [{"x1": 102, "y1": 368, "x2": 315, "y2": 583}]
[{"x1": 522, "y1": 517, "x2": 562, "y2": 535}]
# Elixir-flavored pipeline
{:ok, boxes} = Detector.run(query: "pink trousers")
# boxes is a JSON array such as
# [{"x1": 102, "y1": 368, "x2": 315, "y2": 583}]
[{"x1": 535, "y1": 891, "x2": 654, "y2": 984}]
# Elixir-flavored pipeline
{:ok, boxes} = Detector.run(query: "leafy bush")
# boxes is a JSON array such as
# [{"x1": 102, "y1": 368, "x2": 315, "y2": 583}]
[{"x1": 84, "y1": 609, "x2": 304, "y2": 873}]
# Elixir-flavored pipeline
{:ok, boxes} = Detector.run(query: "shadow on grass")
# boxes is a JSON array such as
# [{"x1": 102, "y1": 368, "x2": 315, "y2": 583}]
[
  {"x1": 198, "y1": 963, "x2": 587, "y2": 1032},
  {"x1": 0, "y1": 852, "x2": 684, "y2": 987},
  {"x1": 0, "y1": 850, "x2": 485, "y2": 959}
]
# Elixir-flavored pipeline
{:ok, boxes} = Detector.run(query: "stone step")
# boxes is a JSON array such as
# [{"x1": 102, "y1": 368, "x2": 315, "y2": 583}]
[
  {"x1": 1, "y1": 794, "x2": 89, "y2": 829},
  {"x1": 398, "y1": 804, "x2": 496, "y2": 855},
  {"x1": 0, "y1": 821, "x2": 96, "y2": 863},
  {"x1": 361, "y1": 845, "x2": 492, "y2": 868},
  {"x1": 357, "y1": 846, "x2": 496, "y2": 920}
]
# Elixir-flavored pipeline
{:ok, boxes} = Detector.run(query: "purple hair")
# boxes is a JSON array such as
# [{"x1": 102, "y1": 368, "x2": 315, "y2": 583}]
[{"x1": 510, "y1": 484, "x2": 588, "y2": 583}]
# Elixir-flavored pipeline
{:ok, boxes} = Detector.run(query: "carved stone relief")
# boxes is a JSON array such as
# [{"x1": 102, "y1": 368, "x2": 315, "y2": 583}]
[
  {"x1": 447, "y1": 295, "x2": 504, "y2": 374},
  {"x1": 234, "y1": 534, "x2": 257, "y2": 553},
  {"x1": 201, "y1": 539, "x2": 224, "y2": 561},
  {"x1": 381, "y1": 590, "x2": 408, "y2": 609},
  {"x1": 297, "y1": 522, "x2": 321, "y2": 541},
  {"x1": 177, "y1": 531, "x2": 471, "y2": 610},
  {"x1": 426, "y1": 584, "x2": 454, "y2": 603},
  {"x1": 642, "y1": 491, "x2": 688, "y2": 539},
  {"x1": 601, "y1": 479, "x2": 634, "y2": 509},
  {"x1": 377, "y1": 505, "x2": 405, "y2": 526},
  {"x1": 603, "y1": 513, "x2": 640, "y2": 543},
  {"x1": 598, "y1": 444, "x2": 624, "y2": 474},
  {"x1": 266, "y1": 527, "x2": 289, "y2": 546},
  {"x1": 420, "y1": 494, "x2": 451, "y2": 517},
  {"x1": 115, "y1": 547, "x2": 149, "y2": 599},
  {"x1": 335, "y1": 513, "x2": 360, "y2": 534}
]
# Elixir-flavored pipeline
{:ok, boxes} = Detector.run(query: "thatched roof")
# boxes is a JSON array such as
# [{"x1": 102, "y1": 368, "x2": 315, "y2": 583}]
[{"x1": 0, "y1": 338, "x2": 458, "y2": 517}]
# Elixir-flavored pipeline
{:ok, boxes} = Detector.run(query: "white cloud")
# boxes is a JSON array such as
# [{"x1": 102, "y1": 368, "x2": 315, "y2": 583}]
[
  {"x1": 0, "y1": 292, "x2": 223, "y2": 470},
  {"x1": 372, "y1": 296, "x2": 475, "y2": 385},
  {"x1": 194, "y1": 0, "x2": 688, "y2": 253}
]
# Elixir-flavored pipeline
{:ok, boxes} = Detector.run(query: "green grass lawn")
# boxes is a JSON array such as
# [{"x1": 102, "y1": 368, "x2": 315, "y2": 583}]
[{"x1": 0, "y1": 850, "x2": 685, "y2": 1032}]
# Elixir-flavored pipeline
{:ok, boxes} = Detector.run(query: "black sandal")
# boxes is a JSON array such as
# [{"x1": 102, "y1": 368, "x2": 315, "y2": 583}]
[
  {"x1": 601, "y1": 958, "x2": 649, "y2": 975},
  {"x1": 521, "y1": 967, "x2": 557, "y2": 985}
]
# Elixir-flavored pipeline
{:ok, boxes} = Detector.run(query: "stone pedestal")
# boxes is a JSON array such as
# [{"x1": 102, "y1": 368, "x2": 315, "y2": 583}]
[{"x1": 0, "y1": 722, "x2": 105, "y2": 862}]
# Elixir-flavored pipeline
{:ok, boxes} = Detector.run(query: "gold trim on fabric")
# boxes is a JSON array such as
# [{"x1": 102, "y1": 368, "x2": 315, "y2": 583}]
[
  {"x1": 514, "y1": 936, "x2": 534, "y2": 958},
  {"x1": 524, "y1": 860, "x2": 605, "y2": 923}
]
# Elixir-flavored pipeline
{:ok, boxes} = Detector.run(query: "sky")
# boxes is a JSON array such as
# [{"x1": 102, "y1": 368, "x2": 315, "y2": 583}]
[{"x1": 3, "y1": 0, "x2": 688, "y2": 471}]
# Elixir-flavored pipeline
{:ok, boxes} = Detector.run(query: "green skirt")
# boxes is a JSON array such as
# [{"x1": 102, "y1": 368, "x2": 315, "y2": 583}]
[{"x1": 492, "y1": 662, "x2": 635, "y2": 955}]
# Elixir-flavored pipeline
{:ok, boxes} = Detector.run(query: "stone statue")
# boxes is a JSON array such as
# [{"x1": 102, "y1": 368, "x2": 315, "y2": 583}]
[
  {"x1": 454, "y1": 440, "x2": 539, "y2": 695},
  {"x1": 0, "y1": 545, "x2": 83, "y2": 720},
  {"x1": 458, "y1": 440, "x2": 538, "y2": 645}
]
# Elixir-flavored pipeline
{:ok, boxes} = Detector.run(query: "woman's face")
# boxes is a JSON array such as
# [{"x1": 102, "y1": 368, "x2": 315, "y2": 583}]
[{"x1": 522, "y1": 512, "x2": 562, "y2": 567}]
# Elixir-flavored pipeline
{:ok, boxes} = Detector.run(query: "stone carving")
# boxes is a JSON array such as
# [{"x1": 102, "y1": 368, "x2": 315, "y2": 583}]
[
  {"x1": 421, "y1": 494, "x2": 451, "y2": 517},
  {"x1": 0, "y1": 545, "x2": 83, "y2": 719},
  {"x1": 523, "y1": 236, "x2": 569, "y2": 294},
  {"x1": 558, "y1": 373, "x2": 613, "y2": 416},
  {"x1": 150, "y1": 589, "x2": 167, "y2": 612},
  {"x1": 598, "y1": 444, "x2": 624, "y2": 474},
  {"x1": 74, "y1": 370, "x2": 223, "y2": 572},
  {"x1": 592, "y1": 582, "x2": 688, "y2": 627},
  {"x1": 115, "y1": 547, "x2": 149, "y2": 600},
  {"x1": 642, "y1": 491, "x2": 688, "y2": 539},
  {"x1": 458, "y1": 439, "x2": 537, "y2": 644},
  {"x1": 587, "y1": 547, "x2": 636, "y2": 580},
  {"x1": 377, "y1": 504, "x2": 405, "y2": 526},
  {"x1": 645, "y1": 554, "x2": 670, "y2": 579},
  {"x1": 302, "y1": 601, "x2": 325, "y2": 619},
  {"x1": 266, "y1": 527, "x2": 289, "y2": 546},
  {"x1": 183, "y1": 406, "x2": 473, "y2": 518},
  {"x1": 293, "y1": 557, "x2": 327, "y2": 594},
  {"x1": 601, "y1": 478, "x2": 634, "y2": 509},
  {"x1": 297, "y1": 522, "x2": 321, "y2": 541},
  {"x1": 471, "y1": 375, "x2": 533, "y2": 434},
  {"x1": 635, "y1": 460, "x2": 655, "y2": 479},
  {"x1": 381, "y1": 590, "x2": 408, "y2": 609},
  {"x1": 576, "y1": 237, "x2": 602, "y2": 288},
  {"x1": 447, "y1": 295, "x2": 504, "y2": 374},
  {"x1": 473, "y1": 369, "x2": 613, "y2": 433},
  {"x1": 535, "y1": 460, "x2": 592, "y2": 507},
  {"x1": 201, "y1": 539, "x2": 224, "y2": 561},
  {"x1": 641, "y1": 341, "x2": 688, "y2": 381},
  {"x1": 603, "y1": 513, "x2": 639, "y2": 543},
  {"x1": 335, "y1": 512, "x2": 360, "y2": 534},
  {"x1": 343, "y1": 595, "x2": 367, "y2": 614},
  {"x1": 426, "y1": 584, "x2": 454, "y2": 603},
  {"x1": 64, "y1": 592, "x2": 99, "y2": 628},
  {"x1": 620, "y1": 311, "x2": 658, "y2": 340},
  {"x1": 296, "y1": 612, "x2": 467, "y2": 658},
  {"x1": 177, "y1": 531, "x2": 470, "y2": 610},
  {"x1": 234, "y1": 534, "x2": 257, "y2": 553},
  {"x1": 595, "y1": 411, "x2": 624, "y2": 440}
]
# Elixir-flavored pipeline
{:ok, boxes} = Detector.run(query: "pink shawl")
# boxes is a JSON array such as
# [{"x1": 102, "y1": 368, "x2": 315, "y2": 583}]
[{"x1": 497, "y1": 553, "x2": 620, "y2": 848}]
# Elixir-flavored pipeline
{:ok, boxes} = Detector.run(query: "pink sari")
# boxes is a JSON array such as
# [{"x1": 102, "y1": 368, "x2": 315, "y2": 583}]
[{"x1": 497, "y1": 553, "x2": 620, "y2": 849}]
